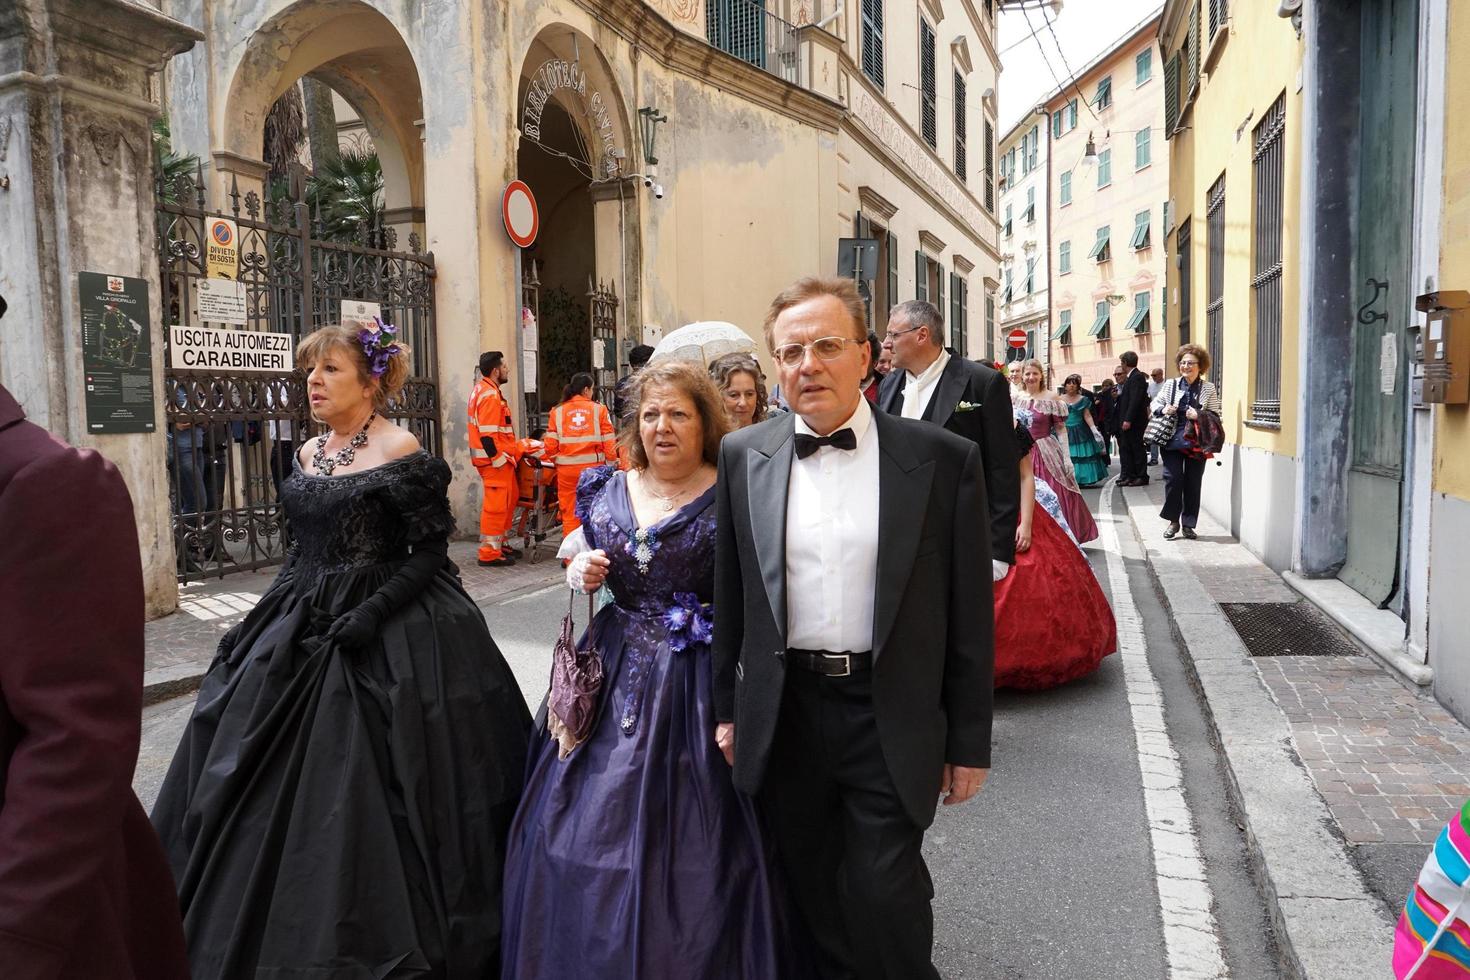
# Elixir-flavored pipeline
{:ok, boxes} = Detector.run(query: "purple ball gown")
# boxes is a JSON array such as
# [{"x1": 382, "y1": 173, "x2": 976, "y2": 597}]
[{"x1": 501, "y1": 467, "x2": 807, "y2": 979}]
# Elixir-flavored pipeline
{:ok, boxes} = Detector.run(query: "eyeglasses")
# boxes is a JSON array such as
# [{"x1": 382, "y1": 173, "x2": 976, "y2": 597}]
[
  {"x1": 1179, "y1": 359, "x2": 1200, "y2": 366},
  {"x1": 772, "y1": 336, "x2": 862, "y2": 367},
  {"x1": 885, "y1": 324, "x2": 922, "y2": 339}
]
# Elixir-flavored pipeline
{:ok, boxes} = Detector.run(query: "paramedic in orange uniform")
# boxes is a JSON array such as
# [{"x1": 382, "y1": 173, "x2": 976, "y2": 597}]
[
  {"x1": 468, "y1": 351, "x2": 521, "y2": 566},
  {"x1": 542, "y1": 372, "x2": 617, "y2": 536}
]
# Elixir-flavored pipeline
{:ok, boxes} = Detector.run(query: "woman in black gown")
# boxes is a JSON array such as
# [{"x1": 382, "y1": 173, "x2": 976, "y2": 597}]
[{"x1": 152, "y1": 322, "x2": 531, "y2": 978}]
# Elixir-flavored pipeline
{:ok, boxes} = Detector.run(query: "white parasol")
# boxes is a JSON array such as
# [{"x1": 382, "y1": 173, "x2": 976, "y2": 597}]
[{"x1": 649, "y1": 321, "x2": 756, "y2": 367}]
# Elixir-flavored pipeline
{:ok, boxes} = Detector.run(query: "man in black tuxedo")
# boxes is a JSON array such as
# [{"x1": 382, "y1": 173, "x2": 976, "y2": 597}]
[
  {"x1": 878, "y1": 300, "x2": 1019, "y2": 579},
  {"x1": 713, "y1": 277, "x2": 993, "y2": 979},
  {"x1": 1116, "y1": 350, "x2": 1151, "y2": 485}
]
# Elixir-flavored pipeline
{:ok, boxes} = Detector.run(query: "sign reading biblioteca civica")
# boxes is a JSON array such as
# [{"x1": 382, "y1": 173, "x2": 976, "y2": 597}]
[{"x1": 169, "y1": 325, "x2": 294, "y2": 372}]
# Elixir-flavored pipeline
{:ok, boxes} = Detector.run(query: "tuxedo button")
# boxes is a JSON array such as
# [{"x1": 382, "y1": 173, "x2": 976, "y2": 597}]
[{"x1": 774, "y1": 650, "x2": 785, "y2": 662}]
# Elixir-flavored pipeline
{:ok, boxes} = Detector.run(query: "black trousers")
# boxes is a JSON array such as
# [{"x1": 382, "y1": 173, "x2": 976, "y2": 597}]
[
  {"x1": 1119, "y1": 425, "x2": 1148, "y2": 482},
  {"x1": 760, "y1": 669, "x2": 938, "y2": 980},
  {"x1": 1160, "y1": 449, "x2": 1208, "y2": 527}
]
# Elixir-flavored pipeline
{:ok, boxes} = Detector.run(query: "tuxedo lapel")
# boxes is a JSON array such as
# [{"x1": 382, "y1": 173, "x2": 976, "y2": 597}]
[
  {"x1": 871, "y1": 412, "x2": 934, "y2": 658},
  {"x1": 877, "y1": 371, "x2": 903, "y2": 415},
  {"x1": 922, "y1": 354, "x2": 968, "y2": 429},
  {"x1": 746, "y1": 416, "x2": 795, "y2": 644}
]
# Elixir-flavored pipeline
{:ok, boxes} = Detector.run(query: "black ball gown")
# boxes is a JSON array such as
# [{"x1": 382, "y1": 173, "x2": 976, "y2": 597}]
[{"x1": 152, "y1": 450, "x2": 531, "y2": 978}]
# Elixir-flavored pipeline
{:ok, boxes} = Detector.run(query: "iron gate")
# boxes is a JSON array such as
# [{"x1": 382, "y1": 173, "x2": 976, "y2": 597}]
[{"x1": 157, "y1": 167, "x2": 439, "y2": 582}]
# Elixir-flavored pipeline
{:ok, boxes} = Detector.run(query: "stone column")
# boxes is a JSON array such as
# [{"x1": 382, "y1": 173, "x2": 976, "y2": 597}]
[{"x1": 0, "y1": 0, "x2": 202, "y2": 616}]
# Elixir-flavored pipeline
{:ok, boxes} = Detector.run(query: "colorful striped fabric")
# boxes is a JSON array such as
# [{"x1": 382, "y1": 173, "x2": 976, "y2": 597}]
[{"x1": 1396, "y1": 798, "x2": 1470, "y2": 978}]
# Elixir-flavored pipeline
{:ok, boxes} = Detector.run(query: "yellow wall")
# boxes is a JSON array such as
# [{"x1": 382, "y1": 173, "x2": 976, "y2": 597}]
[
  {"x1": 1167, "y1": 1, "x2": 1304, "y2": 453},
  {"x1": 1435, "y1": 0, "x2": 1470, "y2": 500}
]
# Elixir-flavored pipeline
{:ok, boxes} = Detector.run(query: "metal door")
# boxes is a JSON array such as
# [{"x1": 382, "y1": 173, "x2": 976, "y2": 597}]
[{"x1": 1341, "y1": 0, "x2": 1418, "y2": 606}]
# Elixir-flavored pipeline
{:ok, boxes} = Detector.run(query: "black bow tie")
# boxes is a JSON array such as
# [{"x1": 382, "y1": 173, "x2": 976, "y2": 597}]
[{"x1": 794, "y1": 428, "x2": 857, "y2": 459}]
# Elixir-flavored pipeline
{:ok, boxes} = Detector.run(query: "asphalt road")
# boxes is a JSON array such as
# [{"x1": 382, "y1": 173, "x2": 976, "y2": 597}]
[{"x1": 135, "y1": 478, "x2": 1283, "y2": 978}]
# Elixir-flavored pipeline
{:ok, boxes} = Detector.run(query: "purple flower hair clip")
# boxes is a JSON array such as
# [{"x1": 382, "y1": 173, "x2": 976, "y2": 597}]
[{"x1": 357, "y1": 316, "x2": 402, "y2": 378}]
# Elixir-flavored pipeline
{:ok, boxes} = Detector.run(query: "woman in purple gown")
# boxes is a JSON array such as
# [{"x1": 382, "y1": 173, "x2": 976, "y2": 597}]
[
  {"x1": 1013, "y1": 358, "x2": 1099, "y2": 544},
  {"x1": 501, "y1": 361, "x2": 806, "y2": 980}
]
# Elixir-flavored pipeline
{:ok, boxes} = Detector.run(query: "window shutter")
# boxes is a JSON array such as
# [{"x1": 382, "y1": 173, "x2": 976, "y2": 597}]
[
  {"x1": 862, "y1": 0, "x2": 885, "y2": 88},
  {"x1": 935, "y1": 263, "x2": 944, "y2": 321},
  {"x1": 888, "y1": 231, "x2": 899, "y2": 316},
  {"x1": 920, "y1": 20, "x2": 937, "y2": 148},
  {"x1": 954, "y1": 72, "x2": 967, "y2": 181},
  {"x1": 1164, "y1": 52, "x2": 1180, "y2": 136},
  {"x1": 958, "y1": 278, "x2": 968, "y2": 356},
  {"x1": 916, "y1": 251, "x2": 928, "y2": 302},
  {"x1": 1188, "y1": 4, "x2": 1200, "y2": 96},
  {"x1": 983, "y1": 120, "x2": 995, "y2": 212}
]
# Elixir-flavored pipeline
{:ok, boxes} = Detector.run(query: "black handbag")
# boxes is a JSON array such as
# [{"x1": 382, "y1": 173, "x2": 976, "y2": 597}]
[{"x1": 1143, "y1": 380, "x2": 1179, "y2": 447}]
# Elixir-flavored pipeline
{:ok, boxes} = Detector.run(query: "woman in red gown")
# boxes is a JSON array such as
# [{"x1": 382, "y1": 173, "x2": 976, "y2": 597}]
[{"x1": 994, "y1": 424, "x2": 1118, "y2": 690}]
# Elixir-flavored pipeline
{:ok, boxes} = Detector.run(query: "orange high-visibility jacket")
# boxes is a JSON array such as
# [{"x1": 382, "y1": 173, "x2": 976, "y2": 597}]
[
  {"x1": 468, "y1": 378, "x2": 518, "y2": 470},
  {"x1": 543, "y1": 394, "x2": 617, "y2": 466}
]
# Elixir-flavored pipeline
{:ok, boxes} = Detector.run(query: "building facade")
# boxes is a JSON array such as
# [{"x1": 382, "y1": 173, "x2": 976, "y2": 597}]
[
  {"x1": 996, "y1": 112, "x2": 1050, "y2": 371},
  {"x1": 0, "y1": 0, "x2": 998, "y2": 614},
  {"x1": 1160, "y1": 0, "x2": 1470, "y2": 726},
  {"x1": 1046, "y1": 13, "x2": 1167, "y2": 391}
]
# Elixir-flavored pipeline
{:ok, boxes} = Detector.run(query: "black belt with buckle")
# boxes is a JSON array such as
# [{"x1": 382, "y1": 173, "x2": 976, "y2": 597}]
[{"x1": 787, "y1": 649, "x2": 873, "y2": 677}]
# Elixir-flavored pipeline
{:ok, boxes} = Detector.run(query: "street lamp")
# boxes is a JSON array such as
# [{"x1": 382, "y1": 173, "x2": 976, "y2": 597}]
[
  {"x1": 638, "y1": 106, "x2": 667, "y2": 167},
  {"x1": 1076, "y1": 131, "x2": 1101, "y2": 177}
]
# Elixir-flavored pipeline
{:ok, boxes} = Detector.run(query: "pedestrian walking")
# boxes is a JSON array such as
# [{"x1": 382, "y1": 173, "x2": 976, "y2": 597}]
[
  {"x1": 877, "y1": 299, "x2": 1020, "y2": 580},
  {"x1": 502, "y1": 361, "x2": 808, "y2": 978},
  {"x1": 1146, "y1": 368, "x2": 1165, "y2": 466},
  {"x1": 469, "y1": 350, "x2": 523, "y2": 566},
  {"x1": 1059, "y1": 373, "x2": 1109, "y2": 488},
  {"x1": 993, "y1": 421, "x2": 1117, "y2": 690},
  {"x1": 1116, "y1": 351, "x2": 1151, "y2": 486},
  {"x1": 1007, "y1": 359, "x2": 1024, "y2": 395},
  {"x1": 0, "y1": 293, "x2": 190, "y2": 980},
  {"x1": 1152, "y1": 343, "x2": 1222, "y2": 540},
  {"x1": 543, "y1": 372, "x2": 617, "y2": 536},
  {"x1": 152, "y1": 323, "x2": 531, "y2": 978},
  {"x1": 709, "y1": 350, "x2": 772, "y2": 428},
  {"x1": 1014, "y1": 358, "x2": 1098, "y2": 544},
  {"x1": 714, "y1": 276, "x2": 994, "y2": 979}
]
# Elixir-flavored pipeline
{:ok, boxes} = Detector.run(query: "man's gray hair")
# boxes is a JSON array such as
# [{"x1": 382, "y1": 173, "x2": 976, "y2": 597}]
[{"x1": 888, "y1": 300, "x2": 945, "y2": 347}]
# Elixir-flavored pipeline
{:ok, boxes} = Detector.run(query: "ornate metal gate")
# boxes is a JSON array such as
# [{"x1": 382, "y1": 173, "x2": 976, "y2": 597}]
[
  {"x1": 589, "y1": 276, "x2": 620, "y2": 405},
  {"x1": 157, "y1": 168, "x2": 439, "y2": 582}
]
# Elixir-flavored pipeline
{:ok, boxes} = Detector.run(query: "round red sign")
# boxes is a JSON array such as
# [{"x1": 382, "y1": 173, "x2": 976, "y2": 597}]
[
  {"x1": 502, "y1": 180, "x2": 539, "y2": 249},
  {"x1": 1007, "y1": 329, "x2": 1028, "y2": 349}
]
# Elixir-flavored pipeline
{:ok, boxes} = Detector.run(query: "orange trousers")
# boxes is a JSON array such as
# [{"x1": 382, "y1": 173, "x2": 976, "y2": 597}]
[
  {"x1": 477, "y1": 465, "x2": 517, "y2": 561},
  {"x1": 556, "y1": 462, "x2": 597, "y2": 536}
]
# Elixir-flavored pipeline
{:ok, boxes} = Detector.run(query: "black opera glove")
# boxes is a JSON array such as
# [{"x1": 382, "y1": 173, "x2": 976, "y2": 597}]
[{"x1": 324, "y1": 539, "x2": 448, "y2": 650}]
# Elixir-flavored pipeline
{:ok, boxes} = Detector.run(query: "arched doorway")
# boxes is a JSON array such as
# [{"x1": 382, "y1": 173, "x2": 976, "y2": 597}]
[
  {"x1": 516, "y1": 26, "x2": 637, "y2": 420},
  {"x1": 159, "y1": 0, "x2": 437, "y2": 581}
]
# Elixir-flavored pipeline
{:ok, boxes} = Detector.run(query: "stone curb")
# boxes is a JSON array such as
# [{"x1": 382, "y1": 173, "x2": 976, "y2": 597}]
[
  {"x1": 1281, "y1": 571, "x2": 1433, "y2": 688},
  {"x1": 1118, "y1": 484, "x2": 1394, "y2": 980}
]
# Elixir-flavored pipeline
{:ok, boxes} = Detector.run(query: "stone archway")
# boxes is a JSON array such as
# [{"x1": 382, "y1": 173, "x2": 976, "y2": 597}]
[
  {"x1": 214, "y1": 0, "x2": 425, "y2": 238},
  {"x1": 516, "y1": 25, "x2": 640, "y2": 413}
]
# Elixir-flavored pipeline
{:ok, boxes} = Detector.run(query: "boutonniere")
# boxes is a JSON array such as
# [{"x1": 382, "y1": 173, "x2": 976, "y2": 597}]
[{"x1": 954, "y1": 400, "x2": 980, "y2": 413}]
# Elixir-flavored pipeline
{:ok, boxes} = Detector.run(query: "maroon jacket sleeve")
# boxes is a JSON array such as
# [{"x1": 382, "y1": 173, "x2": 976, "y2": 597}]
[{"x1": 0, "y1": 447, "x2": 146, "y2": 977}]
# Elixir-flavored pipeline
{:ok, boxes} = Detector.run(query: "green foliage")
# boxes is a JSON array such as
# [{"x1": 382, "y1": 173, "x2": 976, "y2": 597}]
[
  {"x1": 307, "y1": 148, "x2": 384, "y2": 242},
  {"x1": 152, "y1": 117, "x2": 199, "y2": 204}
]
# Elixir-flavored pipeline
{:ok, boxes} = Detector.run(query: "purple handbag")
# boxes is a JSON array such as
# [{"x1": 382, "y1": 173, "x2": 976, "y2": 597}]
[{"x1": 546, "y1": 592, "x2": 604, "y2": 759}]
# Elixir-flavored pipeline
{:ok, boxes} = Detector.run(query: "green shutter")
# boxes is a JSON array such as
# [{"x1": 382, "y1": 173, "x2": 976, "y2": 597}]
[
  {"x1": 1131, "y1": 210, "x2": 1151, "y2": 250},
  {"x1": 1088, "y1": 301, "x2": 1111, "y2": 338},
  {"x1": 958, "y1": 278, "x2": 969, "y2": 356},
  {"x1": 916, "y1": 251, "x2": 928, "y2": 302},
  {"x1": 1136, "y1": 128, "x2": 1151, "y2": 169},
  {"x1": 935, "y1": 263, "x2": 944, "y2": 320},
  {"x1": 1059, "y1": 240, "x2": 1071, "y2": 274},
  {"x1": 1068, "y1": 98, "x2": 1078, "y2": 129},
  {"x1": 1188, "y1": 3, "x2": 1200, "y2": 96},
  {"x1": 1098, "y1": 149, "x2": 1112, "y2": 187},
  {"x1": 949, "y1": 272, "x2": 961, "y2": 349},
  {"x1": 1089, "y1": 226, "x2": 1111, "y2": 261},
  {"x1": 1164, "y1": 52, "x2": 1180, "y2": 136},
  {"x1": 1025, "y1": 257, "x2": 1036, "y2": 294},
  {"x1": 1126, "y1": 291, "x2": 1150, "y2": 332},
  {"x1": 1051, "y1": 310, "x2": 1073, "y2": 343},
  {"x1": 1053, "y1": 111, "x2": 1063, "y2": 139},
  {"x1": 1060, "y1": 170, "x2": 1072, "y2": 206},
  {"x1": 887, "y1": 231, "x2": 899, "y2": 318},
  {"x1": 1137, "y1": 48, "x2": 1153, "y2": 85}
]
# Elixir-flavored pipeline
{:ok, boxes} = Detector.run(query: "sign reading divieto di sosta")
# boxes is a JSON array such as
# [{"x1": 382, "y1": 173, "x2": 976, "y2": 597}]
[{"x1": 170, "y1": 325, "x2": 294, "y2": 372}]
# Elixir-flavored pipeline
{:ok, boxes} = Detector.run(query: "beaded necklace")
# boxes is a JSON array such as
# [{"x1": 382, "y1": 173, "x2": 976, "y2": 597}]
[{"x1": 312, "y1": 412, "x2": 375, "y2": 476}]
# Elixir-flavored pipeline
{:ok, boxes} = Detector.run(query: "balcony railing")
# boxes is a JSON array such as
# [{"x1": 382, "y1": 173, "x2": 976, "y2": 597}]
[{"x1": 706, "y1": 0, "x2": 803, "y2": 87}]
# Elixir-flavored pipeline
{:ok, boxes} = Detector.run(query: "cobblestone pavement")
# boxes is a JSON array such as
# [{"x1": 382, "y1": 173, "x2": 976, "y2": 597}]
[
  {"x1": 144, "y1": 537, "x2": 565, "y2": 691},
  {"x1": 1136, "y1": 482, "x2": 1467, "y2": 909}
]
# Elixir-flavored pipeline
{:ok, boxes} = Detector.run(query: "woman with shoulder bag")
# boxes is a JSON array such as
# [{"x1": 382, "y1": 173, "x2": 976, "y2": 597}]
[{"x1": 1152, "y1": 344, "x2": 1222, "y2": 540}]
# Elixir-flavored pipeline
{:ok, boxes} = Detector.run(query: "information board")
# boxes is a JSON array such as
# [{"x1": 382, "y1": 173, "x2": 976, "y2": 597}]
[{"x1": 79, "y1": 271, "x2": 156, "y2": 433}]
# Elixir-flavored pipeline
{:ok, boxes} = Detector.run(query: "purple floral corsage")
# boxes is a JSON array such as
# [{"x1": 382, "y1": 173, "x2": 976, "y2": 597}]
[
  {"x1": 665, "y1": 592, "x2": 714, "y2": 652},
  {"x1": 357, "y1": 316, "x2": 402, "y2": 378}
]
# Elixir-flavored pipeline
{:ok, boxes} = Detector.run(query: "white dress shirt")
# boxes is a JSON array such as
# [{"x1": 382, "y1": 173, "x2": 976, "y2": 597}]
[
  {"x1": 785, "y1": 397, "x2": 880, "y2": 652},
  {"x1": 900, "y1": 348, "x2": 951, "y2": 420}
]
